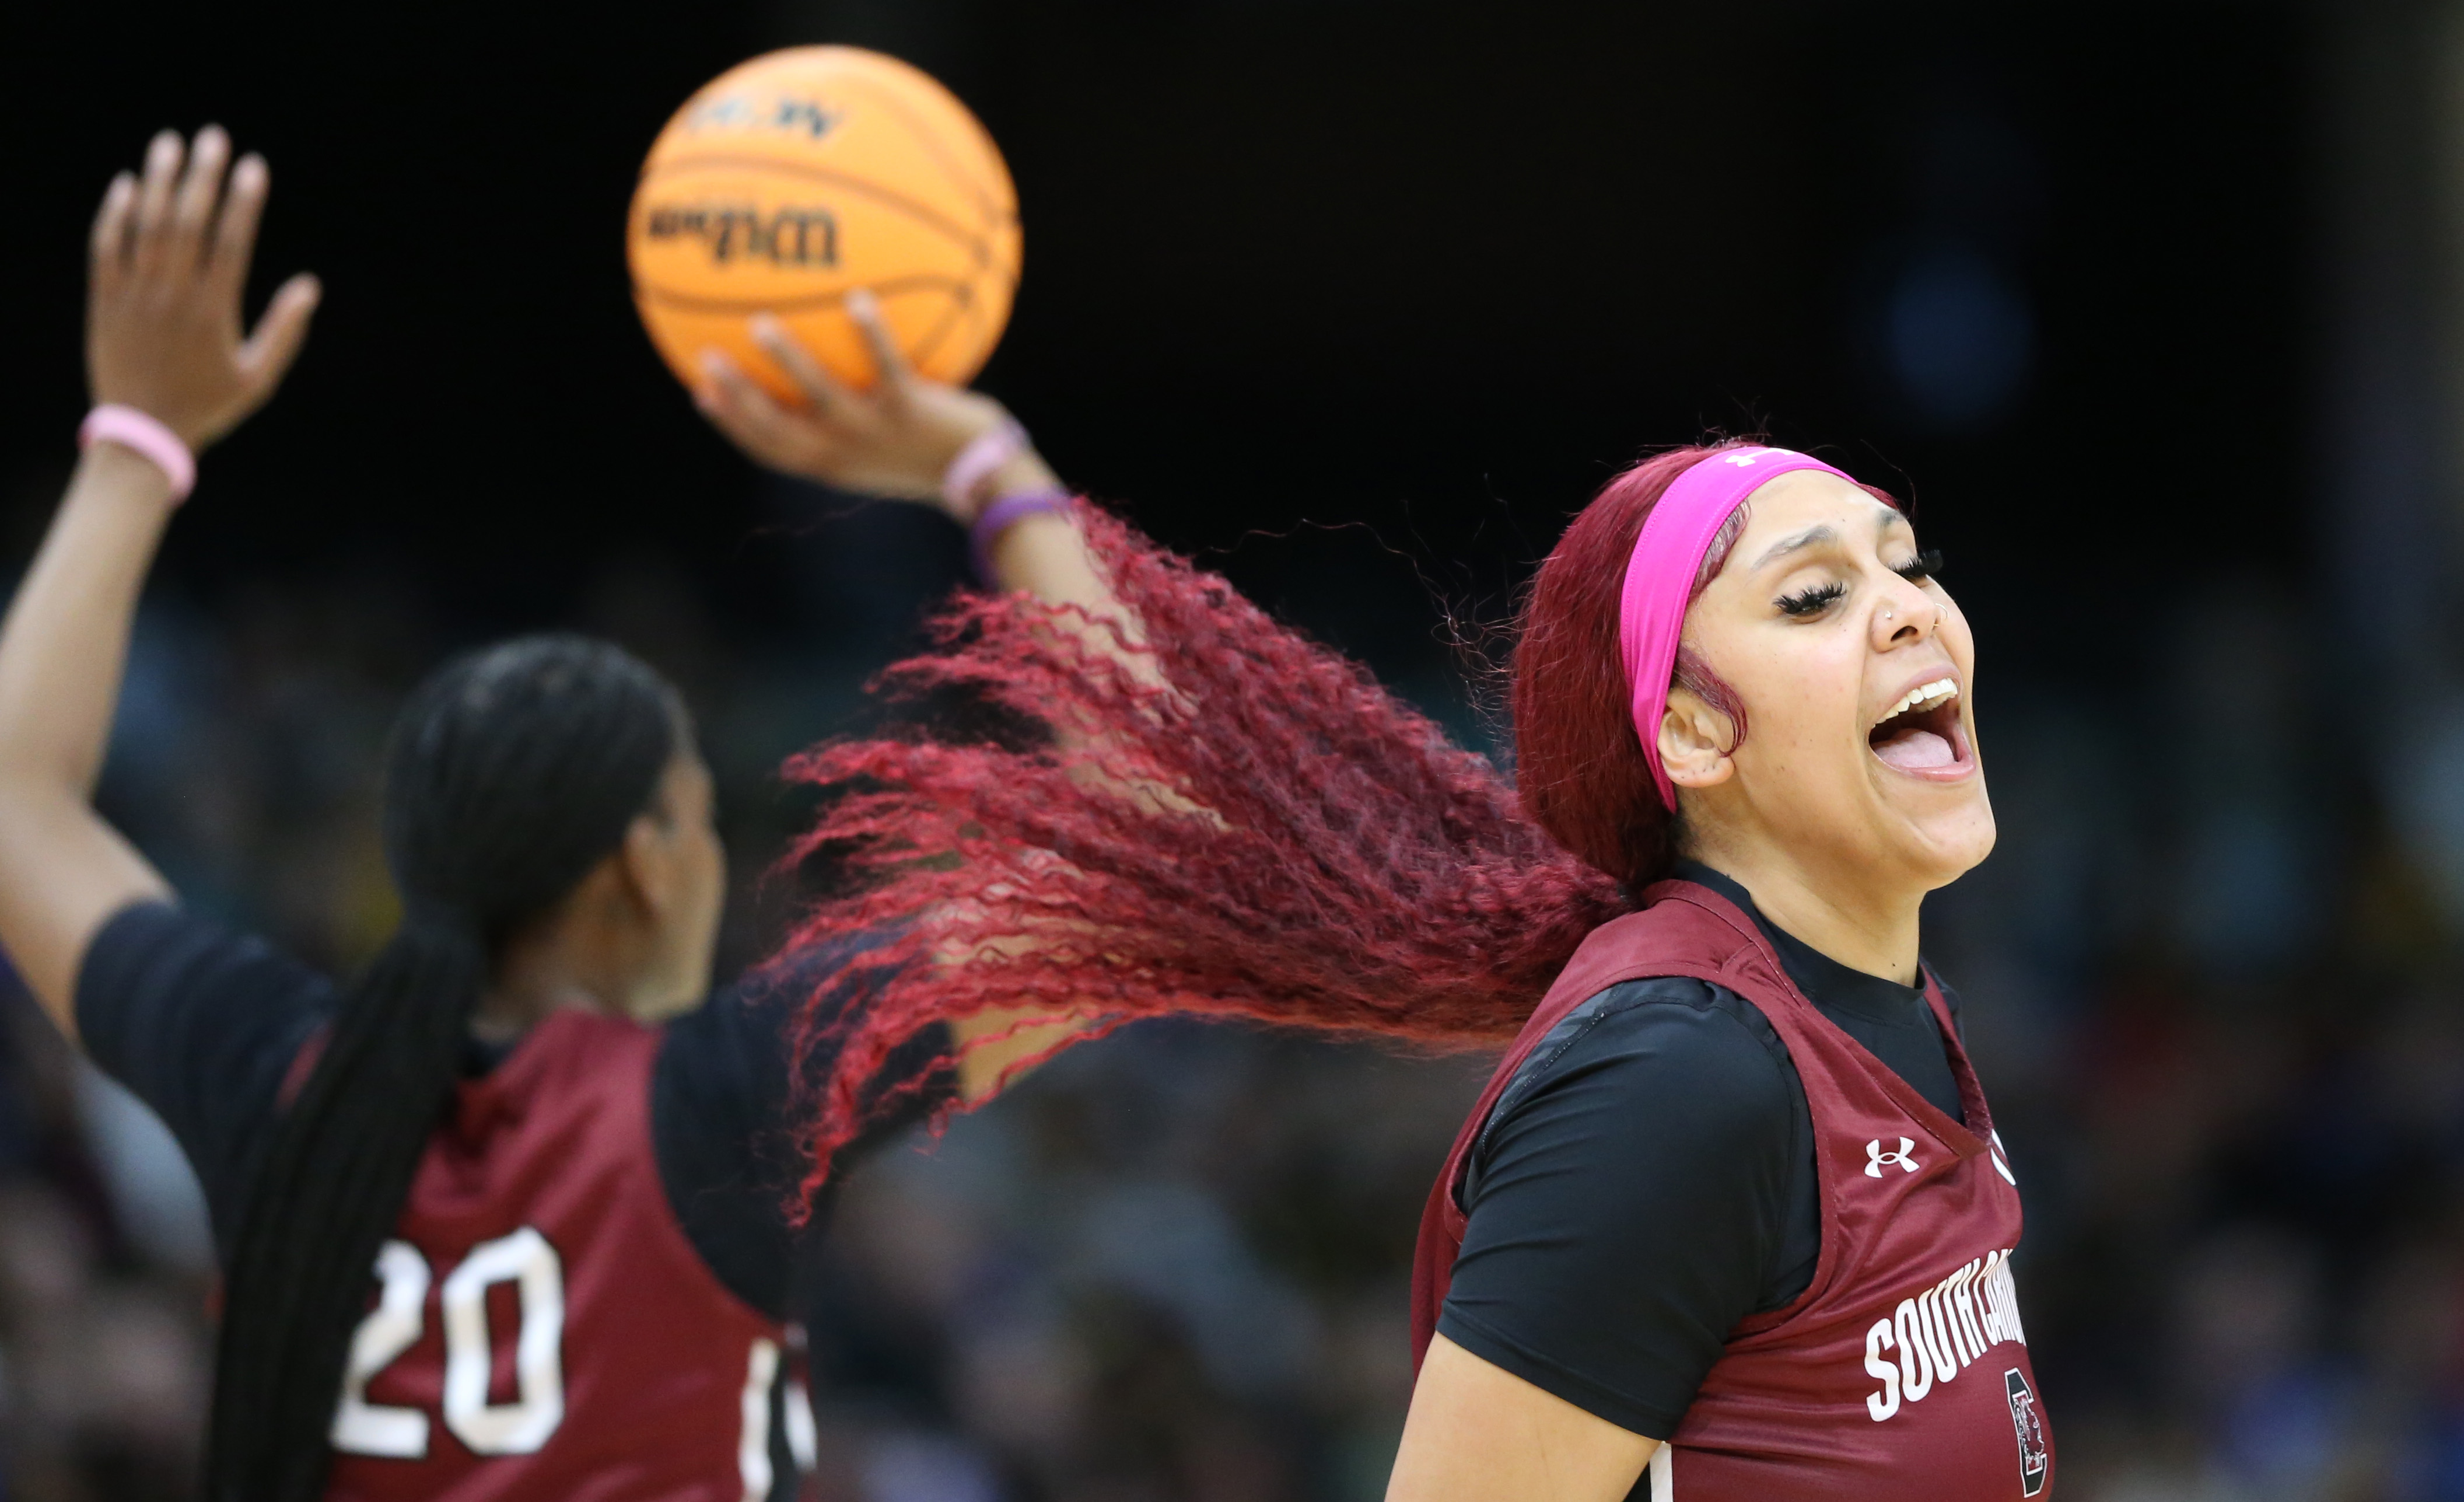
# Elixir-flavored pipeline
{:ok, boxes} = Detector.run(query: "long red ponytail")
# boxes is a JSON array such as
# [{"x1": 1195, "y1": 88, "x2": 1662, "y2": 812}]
[{"x1": 774, "y1": 443, "x2": 1778, "y2": 1194}]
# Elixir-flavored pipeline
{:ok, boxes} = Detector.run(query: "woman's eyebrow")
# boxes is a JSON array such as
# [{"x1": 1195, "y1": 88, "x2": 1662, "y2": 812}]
[{"x1": 1749, "y1": 523, "x2": 1838, "y2": 571}]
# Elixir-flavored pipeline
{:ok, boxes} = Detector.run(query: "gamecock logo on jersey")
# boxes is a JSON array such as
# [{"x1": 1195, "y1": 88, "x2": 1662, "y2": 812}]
[{"x1": 2004, "y1": 1368, "x2": 2049, "y2": 1496}]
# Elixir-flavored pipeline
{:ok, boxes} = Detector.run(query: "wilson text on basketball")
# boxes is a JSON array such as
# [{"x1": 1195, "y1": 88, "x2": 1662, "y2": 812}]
[{"x1": 642, "y1": 203, "x2": 840, "y2": 268}]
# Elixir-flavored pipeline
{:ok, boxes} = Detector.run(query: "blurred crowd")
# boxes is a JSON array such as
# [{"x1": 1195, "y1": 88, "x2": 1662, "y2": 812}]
[{"x1": 2, "y1": 466, "x2": 2463, "y2": 1502}]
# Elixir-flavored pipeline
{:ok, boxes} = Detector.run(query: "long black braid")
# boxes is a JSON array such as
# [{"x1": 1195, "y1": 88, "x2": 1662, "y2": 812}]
[{"x1": 204, "y1": 633, "x2": 685, "y2": 1502}]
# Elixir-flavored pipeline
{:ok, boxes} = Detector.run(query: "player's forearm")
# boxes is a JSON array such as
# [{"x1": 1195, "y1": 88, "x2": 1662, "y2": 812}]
[
  {"x1": 0, "y1": 445, "x2": 180, "y2": 1031},
  {"x1": 950, "y1": 1004, "x2": 1084, "y2": 1102},
  {"x1": 976, "y1": 449, "x2": 1119, "y2": 618},
  {"x1": 0, "y1": 446, "x2": 178, "y2": 799}
]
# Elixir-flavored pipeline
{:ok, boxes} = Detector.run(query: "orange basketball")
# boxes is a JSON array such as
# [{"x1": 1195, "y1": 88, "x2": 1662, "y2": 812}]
[{"x1": 627, "y1": 47, "x2": 1021, "y2": 399}]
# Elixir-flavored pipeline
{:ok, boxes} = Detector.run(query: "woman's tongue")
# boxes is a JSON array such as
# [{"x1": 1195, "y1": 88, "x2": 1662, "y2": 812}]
[{"x1": 1872, "y1": 724, "x2": 1957, "y2": 771}]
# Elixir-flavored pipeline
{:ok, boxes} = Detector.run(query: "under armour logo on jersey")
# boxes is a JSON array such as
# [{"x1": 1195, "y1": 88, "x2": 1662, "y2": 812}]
[{"x1": 1866, "y1": 1137, "x2": 1920, "y2": 1177}]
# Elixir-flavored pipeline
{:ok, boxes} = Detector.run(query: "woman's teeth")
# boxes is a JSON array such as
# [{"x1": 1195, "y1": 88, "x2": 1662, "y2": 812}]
[
  {"x1": 1870, "y1": 676, "x2": 1965, "y2": 773},
  {"x1": 1880, "y1": 678, "x2": 1958, "y2": 724}
]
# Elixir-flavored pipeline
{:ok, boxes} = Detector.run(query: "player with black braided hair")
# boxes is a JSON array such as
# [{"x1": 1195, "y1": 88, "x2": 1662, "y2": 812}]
[{"x1": 0, "y1": 128, "x2": 1104, "y2": 1502}]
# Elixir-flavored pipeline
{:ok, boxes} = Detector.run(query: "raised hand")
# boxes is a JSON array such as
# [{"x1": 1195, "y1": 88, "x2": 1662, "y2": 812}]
[
  {"x1": 88, "y1": 127, "x2": 321, "y2": 450},
  {"x1": 693, "y1": 292, "x2": 1054, "y2": 519}
]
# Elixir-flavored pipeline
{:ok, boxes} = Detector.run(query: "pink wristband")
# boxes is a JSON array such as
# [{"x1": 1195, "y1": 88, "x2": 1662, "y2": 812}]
[
  {"x1": 942, "y1": 418, "x2": 1029, "y2": 517},
  {"x1": 79, "y1": 405, "x2": 195, "y2": 503}
]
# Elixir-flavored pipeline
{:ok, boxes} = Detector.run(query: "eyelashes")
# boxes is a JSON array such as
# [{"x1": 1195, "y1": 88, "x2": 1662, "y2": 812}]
[
  {"x1": 1777, "y1": 581, "x2": 1847, "y2": 617},
  {"x1": 1895, "y1": 549, "x2": 1945, "y2": 585},
  {"x1": 1773, "y1": 550, "x2": 1945, "y2": 618}
]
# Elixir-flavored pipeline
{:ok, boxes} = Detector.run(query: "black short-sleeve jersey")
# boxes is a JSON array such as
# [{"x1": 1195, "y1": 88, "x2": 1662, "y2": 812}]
[{"x1": 75, "y1": 900, "x2": 939, "y2": 1321}]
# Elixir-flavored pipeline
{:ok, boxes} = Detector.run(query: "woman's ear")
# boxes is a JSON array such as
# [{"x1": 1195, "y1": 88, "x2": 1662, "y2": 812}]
[
  {"x1": 1658, "y1": 686, "x2": 1737, "y2": 791},
  {"x1": 616, "y1": 809, "x2": 680, "y2": 920}
]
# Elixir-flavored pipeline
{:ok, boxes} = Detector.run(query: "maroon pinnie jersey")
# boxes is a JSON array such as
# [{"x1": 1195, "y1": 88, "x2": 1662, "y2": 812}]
[
  {"x1": 319, "y1": 1010, "x2": 789, "y2": 1502},
  {"x1": 1412, "y1": 881, "x2": 2053, "y2": 1500}
]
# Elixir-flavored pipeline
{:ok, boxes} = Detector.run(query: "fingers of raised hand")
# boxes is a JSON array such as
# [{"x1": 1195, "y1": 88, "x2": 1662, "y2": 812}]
[
  {"x1": 167, "y1": 125, "x2": 231, "y2": 271},
  {"x1": 206, "y1": 153, "x2": 272, "y2": 300},
  {"x1": 236, "y1": 273, "x2": 322, "y2": 399},
  {"x1": 130, "y1": 131, "x2": 186, "y2": 281},
  {"x1": 89, "y1": 173, "x2": 138, "y2": 296},
  {"x1": 750, "y1": 313, "x2": 856, "y2": 416}
]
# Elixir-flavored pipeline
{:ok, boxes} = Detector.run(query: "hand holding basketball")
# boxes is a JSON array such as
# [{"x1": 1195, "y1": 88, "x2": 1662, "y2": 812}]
[
  {"x1": 696, "y1": 290, "x2": 1053, "y2": 517},
  {"x1": 88, "y1": 127, "x2": 321, "y2": 450}
]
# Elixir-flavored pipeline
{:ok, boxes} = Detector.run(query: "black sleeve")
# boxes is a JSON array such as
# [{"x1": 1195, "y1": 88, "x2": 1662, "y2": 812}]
[
  {"x1": 652, "y1": 936, "x2": 954, "y2": 1323},
  {"x1": 1437, "y1": 977, "x2": 1808, "y2": 1441},
  {"x1": 72, "y1": 901, "x2": 334, "y2": 1253}
]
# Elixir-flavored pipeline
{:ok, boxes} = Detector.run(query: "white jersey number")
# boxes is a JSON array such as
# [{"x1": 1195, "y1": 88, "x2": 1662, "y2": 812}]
[{"x1": 330, "y1": 1228, "x2": 567, "y2": 1458}]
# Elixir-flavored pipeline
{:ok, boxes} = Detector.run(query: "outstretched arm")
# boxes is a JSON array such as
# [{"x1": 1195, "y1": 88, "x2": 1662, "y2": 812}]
[
  {"x1": 0, "y1": 128, "x2": 318, "y2": 1036},
  {"x1": 692, "y1": 302, "x2": 1116, "y2": 1101}
]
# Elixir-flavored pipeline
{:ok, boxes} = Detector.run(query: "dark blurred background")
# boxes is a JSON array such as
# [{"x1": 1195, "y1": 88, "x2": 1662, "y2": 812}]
[{"x1": 3, "y1": 0, "x2": 2458, "y2": 1497}]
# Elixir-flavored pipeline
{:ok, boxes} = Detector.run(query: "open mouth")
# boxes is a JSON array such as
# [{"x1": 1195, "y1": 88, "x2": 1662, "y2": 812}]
[{"x1": 1867, "y1": 677, "x2": 1972, "y2": 776}]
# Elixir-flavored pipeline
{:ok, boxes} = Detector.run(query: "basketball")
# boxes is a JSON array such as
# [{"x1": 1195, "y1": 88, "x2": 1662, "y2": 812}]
[{"x1": 626, "y1": 47, "x2": 1020, "y2": 399}]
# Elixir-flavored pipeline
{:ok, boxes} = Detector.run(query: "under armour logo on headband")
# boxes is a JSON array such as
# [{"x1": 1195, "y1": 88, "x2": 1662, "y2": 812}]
[{"x1": 1719, "y1": 449, "x2": 1783, "y2": 468}]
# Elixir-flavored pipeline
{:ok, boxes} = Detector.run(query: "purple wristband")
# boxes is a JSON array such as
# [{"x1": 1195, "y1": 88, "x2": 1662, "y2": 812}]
[{"x1": 971, "y1": 489, "x2": 1074, "y2": 585}]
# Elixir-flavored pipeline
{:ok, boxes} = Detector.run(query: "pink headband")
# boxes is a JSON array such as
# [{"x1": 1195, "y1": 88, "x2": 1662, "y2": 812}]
[{"x1": 1618, "y1": 446, "x2": 1856, "y2": 809}]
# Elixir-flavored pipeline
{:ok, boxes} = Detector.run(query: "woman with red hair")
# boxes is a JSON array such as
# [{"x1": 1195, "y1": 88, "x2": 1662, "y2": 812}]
[{"x1": 779, "y1": 435, "x2": 2048, "y2": 1498}]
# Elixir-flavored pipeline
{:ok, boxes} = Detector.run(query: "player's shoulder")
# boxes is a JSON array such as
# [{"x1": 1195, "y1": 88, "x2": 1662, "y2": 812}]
[
  {"x1": 1479, "y1": 975, "x2": 1801, "y2": 1154},
  {"x1": 660, "y1": 926, "x2": 904, "y2": 1072},
  {"x1": 76, "y1": 898, "x2": 335, "y2": 1081},
  {"x1": 81, "y1": 898, "x2": 331, "y2": 1003},
  {"x1": 1507, "y1": 974, "x2": 1794, "y2": 1100}
]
